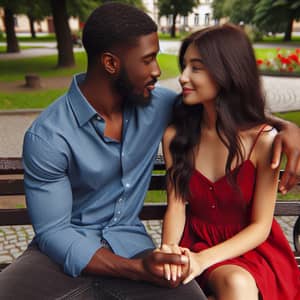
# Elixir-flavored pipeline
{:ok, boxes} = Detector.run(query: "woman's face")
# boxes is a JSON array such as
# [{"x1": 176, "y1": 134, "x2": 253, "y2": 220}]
[{"x1": 179, "y1": 44, "x2": 219, "y2": 106}]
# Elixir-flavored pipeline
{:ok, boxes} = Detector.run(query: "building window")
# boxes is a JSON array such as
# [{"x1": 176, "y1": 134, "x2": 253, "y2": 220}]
[
  {"x1": 194, "y1": 13, "x2": 199, "y2": 26},
  {"x1": 168, "y1": 15, "x2": 173, "y2": 25},
  {"x1": 183, "y1": 16, "x2": 188, "y2": 26},
  {"x1": 204, "y1": 13, "x2": 210, "y2": 26}
]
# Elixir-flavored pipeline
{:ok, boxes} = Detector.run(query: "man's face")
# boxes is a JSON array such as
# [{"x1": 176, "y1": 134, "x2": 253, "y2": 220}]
[{"x1": 116, "y1": 32, "x2": 161, "y2": 106}]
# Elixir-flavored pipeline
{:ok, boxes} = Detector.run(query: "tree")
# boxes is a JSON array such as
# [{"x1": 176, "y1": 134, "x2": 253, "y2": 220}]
[
  {"x1": 50, "y1": 0, "x2": 75, "y2": 68},
  {"x1": 212, "y1": 0, "x2": 226, "y2": 21},
  {"x1": 0, "y1": 0, "x2": 22, "y2": 53},
  {"x1": 158, "y1": 0, "x2": 199, "y2": 37},
  {"x1": 101, "y1": 0, "x2": 145, "y2": 10},
  {"x1": 273, "y1": 0, "x2": 300, "y2": 41},
  {"x1": 23, "y1": 0, "x2": 50, "y2": 38},
  {"x1": 212, "y1": 0, "x2": 259, "y2": 25},
  {"x1": 254, "y1": 0, "x2": 300, "y2": 41}
]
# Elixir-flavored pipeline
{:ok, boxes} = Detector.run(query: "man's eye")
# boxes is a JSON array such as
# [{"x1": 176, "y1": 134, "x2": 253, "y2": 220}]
[{"x1": 144, "y1": 57, "x2": 155, "y2": 65}]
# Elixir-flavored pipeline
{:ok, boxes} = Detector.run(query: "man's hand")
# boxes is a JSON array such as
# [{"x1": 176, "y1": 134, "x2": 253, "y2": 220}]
[
  {"x1": 142, "y1": 249, "x2": 189, "y2": 288},
  {"x1": 271, "y1": 122, "x2": 300, "y2": 193}
]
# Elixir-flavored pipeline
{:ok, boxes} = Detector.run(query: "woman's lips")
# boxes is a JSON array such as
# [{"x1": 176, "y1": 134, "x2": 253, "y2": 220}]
[{"x1": 182, "y1": 87, "x2": 195, "y2": 96}]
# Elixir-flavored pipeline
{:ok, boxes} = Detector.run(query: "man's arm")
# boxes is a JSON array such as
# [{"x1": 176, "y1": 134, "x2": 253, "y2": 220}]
[
  {"x1": 23, "y1": 131, "x2": 189, "y2": 285},
  {"x1": 266, "y1": 114, "x2": 300, "y2": 193},
  {"x1": 84, "y1": 247, "x2": 189, "y2": 288},
  {"x1": 23, "y1": 132, "x2": 101, "y2": 277}
]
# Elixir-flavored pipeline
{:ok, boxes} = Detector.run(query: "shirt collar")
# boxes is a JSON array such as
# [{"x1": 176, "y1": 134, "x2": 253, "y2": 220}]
[{"x1": 67, "y1": 73, "x2": 99, "y2": 127}]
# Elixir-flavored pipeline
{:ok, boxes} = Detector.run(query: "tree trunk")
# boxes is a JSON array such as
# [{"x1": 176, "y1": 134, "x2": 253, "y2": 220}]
[
  {"x1": 4, "y1": 7, "x2": 20, "y2": 53},
  {"x1": 50, "y1": 0, "x2": 75, "y2": 68},
  {"x1": 283, "y1": 15, "x2": 294, "y2": 41},
  {"x1": 28, "y1": 15, "x2": 36, "y2": 39},
  {"x1": 170, "y1": 13, "x2": 177, "y2": 38}
]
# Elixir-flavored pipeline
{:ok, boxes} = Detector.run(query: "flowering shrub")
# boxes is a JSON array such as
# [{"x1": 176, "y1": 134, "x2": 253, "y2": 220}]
[{"x1": 257, "y1": 48, "x2": 300, "y2": 74}]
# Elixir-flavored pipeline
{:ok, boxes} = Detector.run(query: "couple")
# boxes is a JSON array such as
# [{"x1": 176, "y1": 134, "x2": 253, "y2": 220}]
[{"x1": 0, "y1": 3, "x2": 299, "y2": 300}]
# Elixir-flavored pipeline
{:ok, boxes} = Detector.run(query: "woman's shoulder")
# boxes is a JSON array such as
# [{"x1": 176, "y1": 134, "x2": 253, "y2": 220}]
[
  {"x1": 242, "y1": 124, "x2": 277, "y2": 143},
  {"x1": 247, "y1": 124, "x2": 278, "y2": 164}
]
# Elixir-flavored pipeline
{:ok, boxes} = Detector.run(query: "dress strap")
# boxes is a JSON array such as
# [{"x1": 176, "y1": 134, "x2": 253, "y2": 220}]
[{"x1": 247, "y1": 124, "x2": 269, "y2": 160}]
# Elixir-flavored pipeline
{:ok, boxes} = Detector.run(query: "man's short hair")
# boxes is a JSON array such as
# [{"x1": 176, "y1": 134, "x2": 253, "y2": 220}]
[{"x1": 82, "y1": 2, "x2": 158, "y2": 64}]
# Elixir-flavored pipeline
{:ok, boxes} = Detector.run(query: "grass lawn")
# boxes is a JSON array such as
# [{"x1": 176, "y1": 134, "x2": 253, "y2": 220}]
[
  {"x1": 0, "y1": 89, "x2": 66, "y2": 110},
  {"x1": 261, "y1": 35, "x2": 300, "y2": 45},
  {"x1": 0, "y1": 45, "x2": 44, "y2": 53},
  {"x1": 0, "y1": 52, "x2": 177, "y2": 82},
  {"x1": 275, "y1": 111, "x2": 300, "y2": 126},
  {"x1": 0, "y1": 48, "x2": 296, "y2": 83},
  {"x1": 0, "y1": 48, "x2": 299, "y2": 115},
  {"x1": 0, "y1": 52, "x2": 87, "y2": 82},
  {"x1": 0, "y1": 34, "x2": 57, "y2": 43}
]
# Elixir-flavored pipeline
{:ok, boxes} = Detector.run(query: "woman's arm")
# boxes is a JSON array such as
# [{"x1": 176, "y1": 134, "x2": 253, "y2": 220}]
[
  {"x1": 266, "y1": 114, "x2": 300, "y2": 193},
  {"x1": 161, "y1": 127, "x2": 187, "y2": 246},
  {"x1": 161, "y1": 127, "x2": 188, "y2": 281},
  {"x1": 183, "y1": 128, "x2": 280, "y2": 284}
]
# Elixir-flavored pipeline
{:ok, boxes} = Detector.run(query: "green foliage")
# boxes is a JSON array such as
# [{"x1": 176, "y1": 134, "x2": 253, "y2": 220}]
[
  {"x1": 212, "y1": 0, "x2": 259, "y2": 24},
  {"x1": 21, "y1": 0, "x2": 50, "y2": 21},
  {"x1": 211, "y1": 0, "x2": 225, "y2": 20},
  {"x1": 244, "y1": 25, "x2": 263, "y2": 42},
  {"x1": 158, "y1": 0, "x2": 199, "y2": 17},
  {"x1": 254, "y1": 0, "x2": 288, "y2": 34},
  {"x1": 67, "y1": 0, "x2": 100, "y2": 21}
]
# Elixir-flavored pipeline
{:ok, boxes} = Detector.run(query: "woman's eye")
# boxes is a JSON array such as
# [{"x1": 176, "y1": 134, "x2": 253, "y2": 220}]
[{"x1": 192, "y1": 66, "x2": 203, "y2": 71}]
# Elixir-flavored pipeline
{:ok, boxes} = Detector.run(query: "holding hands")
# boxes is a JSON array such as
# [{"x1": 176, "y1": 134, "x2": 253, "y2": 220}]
[{"x1": 160, "y1": 244, "x2": 208, "y2": 285}]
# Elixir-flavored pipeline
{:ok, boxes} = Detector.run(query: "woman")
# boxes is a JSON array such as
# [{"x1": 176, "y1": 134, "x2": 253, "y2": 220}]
[{"x1": 161, "y1": 24, "x2": 300, "y2": 299}]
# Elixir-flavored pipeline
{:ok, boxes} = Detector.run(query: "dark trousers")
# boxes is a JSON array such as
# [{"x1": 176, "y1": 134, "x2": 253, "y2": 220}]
[{"x1": 0, "y1": 245, "x2": 207, "y2": 300}]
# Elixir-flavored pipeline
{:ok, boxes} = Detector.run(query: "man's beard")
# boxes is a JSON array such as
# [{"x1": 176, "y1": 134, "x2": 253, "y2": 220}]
[{"x1": 115, "y1": 68, "x2": 153, "y2": 107}]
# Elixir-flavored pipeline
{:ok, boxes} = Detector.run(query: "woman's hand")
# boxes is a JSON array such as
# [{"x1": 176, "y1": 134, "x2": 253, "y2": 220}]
[
  {"x1": 181, "y1": 248, "x2": 209, "y2": 284},
  {"x1": 160, "y1": 244, "x2": 184, "y2": 282}
]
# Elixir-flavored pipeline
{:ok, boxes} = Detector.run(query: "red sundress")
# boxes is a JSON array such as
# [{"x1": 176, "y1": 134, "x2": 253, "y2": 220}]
[{"x1": 179, "y1": 129, "x2": 300, "y2": 299}]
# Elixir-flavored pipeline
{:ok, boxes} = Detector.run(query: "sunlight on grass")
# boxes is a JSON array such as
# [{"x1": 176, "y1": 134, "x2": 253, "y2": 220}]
[{"x1": 0, "y1": 89, "x2": 66, "y2": 109}]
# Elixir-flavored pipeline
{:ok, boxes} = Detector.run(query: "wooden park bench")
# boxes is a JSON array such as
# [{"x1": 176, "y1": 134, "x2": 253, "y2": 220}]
[{"x1": 0, "y1": 156, "x2": 299, "y2": 271}]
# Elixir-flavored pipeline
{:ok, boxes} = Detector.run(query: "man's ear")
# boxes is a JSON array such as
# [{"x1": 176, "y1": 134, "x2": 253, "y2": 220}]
[{"x1": 101, "y1": 52, "x2": 120, "y2": 75}]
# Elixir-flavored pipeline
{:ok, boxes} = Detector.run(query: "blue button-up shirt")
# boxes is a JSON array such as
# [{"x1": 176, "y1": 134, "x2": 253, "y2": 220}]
[{"x1": 23, "y1": 73, "x2": 176, "y2": 277}]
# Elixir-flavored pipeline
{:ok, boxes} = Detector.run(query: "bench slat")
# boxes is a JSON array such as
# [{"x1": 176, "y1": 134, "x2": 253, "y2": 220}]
[
  {"x1": 0, "y1": 179, "x2": 24, "y2": 195},
  {"x1": 0, "y1": 158, "x2": 23, "y2": 175},
  {"x1": 0, "y1": 209, "x2": 30, "y2": 226}
]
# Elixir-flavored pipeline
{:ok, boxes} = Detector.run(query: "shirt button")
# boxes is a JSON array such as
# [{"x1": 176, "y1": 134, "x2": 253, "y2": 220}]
[
  {"x1": 211, "y1": 205, "x2": 216, "y2": 208},
  {"x1": 209, "y1": 186, "x2": 213, "y2": 191},
  {"x1": 125, "y1": 119, "x2": 128, "y2": 123},
  {"x1": 125, "y1": 183, "x2": 130, "y2": 188},
  {"x1": 96, "y1": 115, "x2": 101, "y2": 120},
  {"x1": 113, "y1": 218, "x2": 117, "y2": 222},
  {"x1": 118, "y1": 198, "x2": 123, "y2": 202},
  {"x1": 117, "y1": 211, "x2": 121, "y2": 215},
  {"x1": 121, "y1": 152, "x2": 124, "y2": 157}
]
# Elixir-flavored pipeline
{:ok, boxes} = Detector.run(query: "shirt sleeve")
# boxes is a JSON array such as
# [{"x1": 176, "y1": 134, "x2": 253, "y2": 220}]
[{"x1": 23, "y1": 131, "x2": 101, "y2": 277}]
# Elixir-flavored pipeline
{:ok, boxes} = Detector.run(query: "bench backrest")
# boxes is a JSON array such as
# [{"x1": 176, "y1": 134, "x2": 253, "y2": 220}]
[{"x1": 0, "y1": 157, "x2": 300, "y2": 252}]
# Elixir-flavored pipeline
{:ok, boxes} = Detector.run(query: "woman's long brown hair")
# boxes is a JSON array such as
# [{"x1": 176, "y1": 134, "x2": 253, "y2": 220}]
[{"x1": 168, "y1": 24, "x2": 267, "y2": 200}]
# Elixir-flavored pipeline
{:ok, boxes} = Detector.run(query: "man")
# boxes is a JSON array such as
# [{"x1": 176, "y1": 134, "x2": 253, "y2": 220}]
[
  {"x1": 0, "y1": 3, "x2": 205, "y2": 299},
  {"x1": 0, "y1": 3, "x2": 299, "y2": 299}
]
